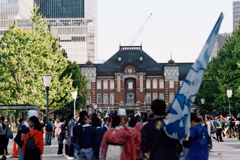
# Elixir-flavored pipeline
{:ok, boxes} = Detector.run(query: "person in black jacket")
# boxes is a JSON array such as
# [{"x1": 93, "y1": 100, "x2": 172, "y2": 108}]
[
  {"x1": 141, "y1": 99, "x2": 180, "y2": 160},
  {"x1": 77, "y1": 114, "x2": 96, "y2": 160}
]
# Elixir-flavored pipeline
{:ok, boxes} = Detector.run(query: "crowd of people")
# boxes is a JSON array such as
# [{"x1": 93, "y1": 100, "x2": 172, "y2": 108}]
[{"x1": 1, "y1": 100, "x2": 240, "y2": 160}]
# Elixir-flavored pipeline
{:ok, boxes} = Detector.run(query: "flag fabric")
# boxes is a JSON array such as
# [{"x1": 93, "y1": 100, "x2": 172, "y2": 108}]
[{"x1": 162, "y1": 13, "x2": 224, "y2": 140}]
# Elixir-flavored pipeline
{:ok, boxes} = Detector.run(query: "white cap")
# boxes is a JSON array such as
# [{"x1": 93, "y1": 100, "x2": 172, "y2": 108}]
[
  {"x1": 118, "y1": 108, "x2": 126, "y2": 116},
  {"x1": 27, "y1": 110, "x2": 38, "y2": 121}
]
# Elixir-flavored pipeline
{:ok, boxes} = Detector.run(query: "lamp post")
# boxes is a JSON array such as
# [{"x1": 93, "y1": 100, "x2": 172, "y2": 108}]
[
  {"x1": 227, "y1": 89, "x2": 232, "y2": 118},
  {"x1": 201, "y1": 98, "x2": 205, "y2": 114},
  {"x1": 43, "y1": 75, "x2": 51, "y2": 146},
  {"x1": 71, "y1": 91, "x2": 78, "y2": 117},
  {"x1": 86, "y1": 99, "x2": 90, "y2": 114},
  {"x1": 94, "y1": 104, "x2": 97, "y2": 113}
]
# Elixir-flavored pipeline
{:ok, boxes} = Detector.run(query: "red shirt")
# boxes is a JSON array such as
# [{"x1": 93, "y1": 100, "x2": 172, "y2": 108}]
[
  {"x1": 22, "y1": 130, "x2": 44, "y2": 155},
  {"x1": 129, "y1": 128, "x2": 141, "y2": 160},
  {"x1": 99, "y1": 125, "x2": 135, "y2": 160}
]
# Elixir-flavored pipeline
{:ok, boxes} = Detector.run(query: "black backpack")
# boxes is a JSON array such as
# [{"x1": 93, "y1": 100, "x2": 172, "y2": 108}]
[
  {"x1": 25, "y1": 131, "x2": 39, "y2": 151},
  {"x1": 46, "y1": 122, "x2": 52, "y2": 132}
]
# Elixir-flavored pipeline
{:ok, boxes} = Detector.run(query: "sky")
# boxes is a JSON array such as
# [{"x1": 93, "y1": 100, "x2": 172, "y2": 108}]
[{"x1": 97, "y1": 0, "x2": 233, "y2": 63}]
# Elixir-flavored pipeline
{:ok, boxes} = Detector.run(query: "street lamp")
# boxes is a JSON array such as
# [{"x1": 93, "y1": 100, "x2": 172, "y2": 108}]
[
  {"x1": 86, "y1": 99, "x2": 90, "y2": 114},
  {"x1": 94, "y1": 104, "x2": 97, "y2": 113},
  {"x1": 227, "y1": 89, "x2": 232, "y2": 118},
  {"x1": 43, "y1": 75, "x2": 51, "y2": 146},
  {"x1": 201, "y1": 98, "x2": 205, "y2": 113},
  {"x1": 71, "y1": 91, "x2": 78, "y2": 117}
]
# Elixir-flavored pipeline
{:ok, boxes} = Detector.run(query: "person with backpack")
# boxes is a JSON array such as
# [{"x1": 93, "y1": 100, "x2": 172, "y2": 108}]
[
  {"x1": 22, "y1": 120, "x2": 44, "y2": 160},
  {"x1": 46, "y1": 118, "x2": 54, "y2": 146},
  {"x1": 56, "y1": 118, "x2": 65, "y2": 155}
]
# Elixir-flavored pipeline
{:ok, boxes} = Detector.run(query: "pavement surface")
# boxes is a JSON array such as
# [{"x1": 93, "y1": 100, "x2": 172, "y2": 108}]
[{"x1": 5, "y1": 136, "x2": 240, "y2": 160}]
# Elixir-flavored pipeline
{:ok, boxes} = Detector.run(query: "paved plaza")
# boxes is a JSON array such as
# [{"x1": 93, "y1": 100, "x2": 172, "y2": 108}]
[{"x1": 4, "y1": 136, "x2": 240, "y2": 160}]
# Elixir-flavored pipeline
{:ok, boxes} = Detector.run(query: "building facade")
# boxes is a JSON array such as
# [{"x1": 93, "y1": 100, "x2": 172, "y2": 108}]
[
  {"x1": 79, "y1": 46, "x2": 193, "y2": 117},
  {"x1": 0, "y1": 0, "x2": 97, "y2": 64},
  {"x1": 233, "y1": 1, "x2": 240, "y2": 31}
]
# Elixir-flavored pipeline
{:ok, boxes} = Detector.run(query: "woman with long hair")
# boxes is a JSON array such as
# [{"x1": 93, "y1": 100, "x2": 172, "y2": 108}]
[
  {"x1": 77, "y1": 114, "x2": 96, "y2": 160},
  {"x1": 0, "y1": 116, "x2": 8, "y2": 160},
  {"x1": 56, "y1": 118, "x2": 65, "y2": 155}
]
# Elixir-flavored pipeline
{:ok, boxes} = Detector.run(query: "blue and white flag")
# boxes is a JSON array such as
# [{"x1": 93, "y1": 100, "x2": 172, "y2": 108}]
[{"x1": 162, "y1": 13, "x2": 224, "y2": 140}]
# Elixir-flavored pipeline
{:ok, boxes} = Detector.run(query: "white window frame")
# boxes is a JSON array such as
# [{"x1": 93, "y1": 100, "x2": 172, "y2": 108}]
[
  {"x1": 146, "y1": 79, "x2": 151, "y2": 89},
  {"x1": 159, "y1": 92, "x2": 164, "y2": 100},
  {"x1": 103, "y1": 80, "x2": 108, "y2": 89},
  {"x1": 110, "y1": 93, "x2": 115, "y2": 104},
  {"x1": 169, "y1": 81, "x2": 174, "y2": 88},
  {"x1": 146, "y1": 93, "x2": 151, "y2": 103},
  {"x1": 110, "y1": 80, "x2": 114, "y2": 89},
  {"x1": 128, "y1": 81, "x2": 133, "y2": 90},
  {"x1": 97, "y1": 93, "x2": 102, "y2": 104},
  {"x1": 169, "y1": 92, "x2": 174, "y2": 103},
  {"x1": 153, "y1": 79, "x2": 157, "y2": 89},
  {"x1": 153, "y1": 93, "x2": 158, "y2": 100},
  {"x1": 97, "y1": 80, "x2": 101, "y2": 89},
  {"x1": 159, "y1": 79, "x2": 164, "y2": 89},
  {"x1": 103, "y1": 93, "x2": 108, "y2": 104}
]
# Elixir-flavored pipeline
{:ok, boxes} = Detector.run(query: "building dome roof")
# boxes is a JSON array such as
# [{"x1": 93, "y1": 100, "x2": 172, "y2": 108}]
[
  {"x1": 168, "y1": 59, "x2": 175, "y2": 64},
  {"x1": 86, "y1": 60, "x2": 93, "y2": 65}
]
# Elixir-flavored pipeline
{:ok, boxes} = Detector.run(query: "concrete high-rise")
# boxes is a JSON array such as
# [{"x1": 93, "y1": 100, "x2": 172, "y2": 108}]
[
  {"x1": 233, "y1": 1, "x2": 240, "y2": 31},
  {"x1": 0, "y1": 0, "x2": 97, "y2": 64}
]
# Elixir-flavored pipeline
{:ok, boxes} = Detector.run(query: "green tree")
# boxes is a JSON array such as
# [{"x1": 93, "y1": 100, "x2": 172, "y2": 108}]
[
  {"x1": 56, "y1": 61, "x2": 89, "y2": 115},
  {"x1": 0, "y1": 6, "x2": 75, "y2": 114}
]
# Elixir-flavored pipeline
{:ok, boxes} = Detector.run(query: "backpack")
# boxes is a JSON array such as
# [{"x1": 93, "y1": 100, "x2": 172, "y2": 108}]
[
  {"x1": 46, "y1": 122, "x2": 52, "y2": 132},
  {"x1": 25, "y1": 131, "x2": 39, "y2": 151},
  {"x1": 60, "y1": 123, "x2": 65, "y2": 139}
]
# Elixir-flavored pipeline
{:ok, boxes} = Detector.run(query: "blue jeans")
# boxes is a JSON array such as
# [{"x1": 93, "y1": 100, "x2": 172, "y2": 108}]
[
  {"x1": 46, "y1": 132, "x2": 52, "y2": 145},
  {"x1": 74, "y1": 147, "x2": 81, "y2": 160}
]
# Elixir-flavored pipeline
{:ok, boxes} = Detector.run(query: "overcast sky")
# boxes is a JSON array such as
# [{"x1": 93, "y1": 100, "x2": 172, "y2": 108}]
[{"x1": 97, "y1": 0, "x2": 233, "y2": 63}]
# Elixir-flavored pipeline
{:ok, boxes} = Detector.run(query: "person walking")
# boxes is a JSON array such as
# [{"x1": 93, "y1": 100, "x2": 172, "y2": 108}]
[
  {"x1": 66, "y1": 112, "x2": 75, "y2": 160},
  {"x1": 14, "y1": 115, "x2": 38, "y2": 160},
  {"x1": 56, "y1": 118, "x2": 65, "y2": 155},
  {"x1": 18, "y1": 118, "x2": 24, "y2": 132},
  {"x1": 22, "y1": 119, "x2": 44, "y2": 160},
  {"x1": 216, "y1": 117, "x2": 224, "y2": 142},
  {"x1": 45, "y1": 118, "x2": 54, "y2": 146},
  {"x1": 77, "y1": 114, "x2": 96, "y2": 160},
  {"x1": 0, "y1": 116, "x2": 8, "y2": 160},
  {"x1": 141, "y1": 100, "x2": 180, "y2": 160},
  {"x1": 54, "y1": 118, "x2": 60, "y2": 140},
  {"x1": 189, "y1": 113, "x2": 208, "y2": 160}
]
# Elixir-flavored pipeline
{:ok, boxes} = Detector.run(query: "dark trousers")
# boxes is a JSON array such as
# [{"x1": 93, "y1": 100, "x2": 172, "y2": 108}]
[
  {"x1": 46, "y1": 132, "x2": 52, "y2": 145},
  {"x1": 58, "y1": 144, "x2": 63, "y2": 154},
  {"x1": 5, "y1": 138, "x2": 9, "y2": 155},
  {"x1": 68, "y1": 145, "x2": 74, "y2": 157},
  {"x1": 65, "y1": 144, "x2": 69, "y2": 156},
  {"x1": 217, "y1": 129, "x2": 222, "y2": 141}
]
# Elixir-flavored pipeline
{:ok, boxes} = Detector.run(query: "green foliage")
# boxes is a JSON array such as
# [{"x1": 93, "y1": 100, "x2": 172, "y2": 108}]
[
  {"x1": 56, "y1": 61, "x2": 89, "y2": 115},
  {"x1": 196, "y1": 27, "x2": 240, "y2": 115},
  {"x1": 0, "y1": 5, "x2": 75, "y2": 113}
]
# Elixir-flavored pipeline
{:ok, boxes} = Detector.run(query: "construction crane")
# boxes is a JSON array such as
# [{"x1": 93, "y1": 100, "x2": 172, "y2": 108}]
[{"x1": 130, "y1": 13, "x2": 153, "y2": 46}]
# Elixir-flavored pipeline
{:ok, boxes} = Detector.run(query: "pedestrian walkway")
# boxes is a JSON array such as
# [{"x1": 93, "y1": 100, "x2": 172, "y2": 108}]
[
  {"x1": 6, "y1": 136, "x2": 240, "y2": 160},
  {"x1": 209, "y1": 137, "x2": 240, "y2": 160}
]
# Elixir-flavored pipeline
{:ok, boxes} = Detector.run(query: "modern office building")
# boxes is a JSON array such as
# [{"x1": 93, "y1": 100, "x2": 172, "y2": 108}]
[
  {"x1": 0, "y1": 0, "x2": 97, "y2": 64},
  {"x1": 233, "y1": 1, "x2": 240, "y2": 30},
  {"x1": 211, "y1": 33, "x2": 232, "y2": 59},
  {"x1": 79, "y1": 46, "x2": 193, "y2": 116}
]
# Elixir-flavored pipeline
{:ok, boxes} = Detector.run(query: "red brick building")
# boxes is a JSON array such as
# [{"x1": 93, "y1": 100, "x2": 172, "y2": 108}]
[{"x1": 79, "y1": 46, "x2": 193, "y2": 117}]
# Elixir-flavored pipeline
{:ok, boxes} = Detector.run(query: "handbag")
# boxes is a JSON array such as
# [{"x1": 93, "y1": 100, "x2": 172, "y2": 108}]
[{"x1": 6, "y1": 125, "x2": 13, "y2": 139}]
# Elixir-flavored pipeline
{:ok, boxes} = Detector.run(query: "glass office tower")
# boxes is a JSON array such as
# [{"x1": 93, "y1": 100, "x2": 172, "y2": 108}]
[
  {"x1": 0, "y1": 0, "x2": 97, "y2": 64},
  {"x1": 35, "y1": 0, "x2": 85, "y2": 18}
]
